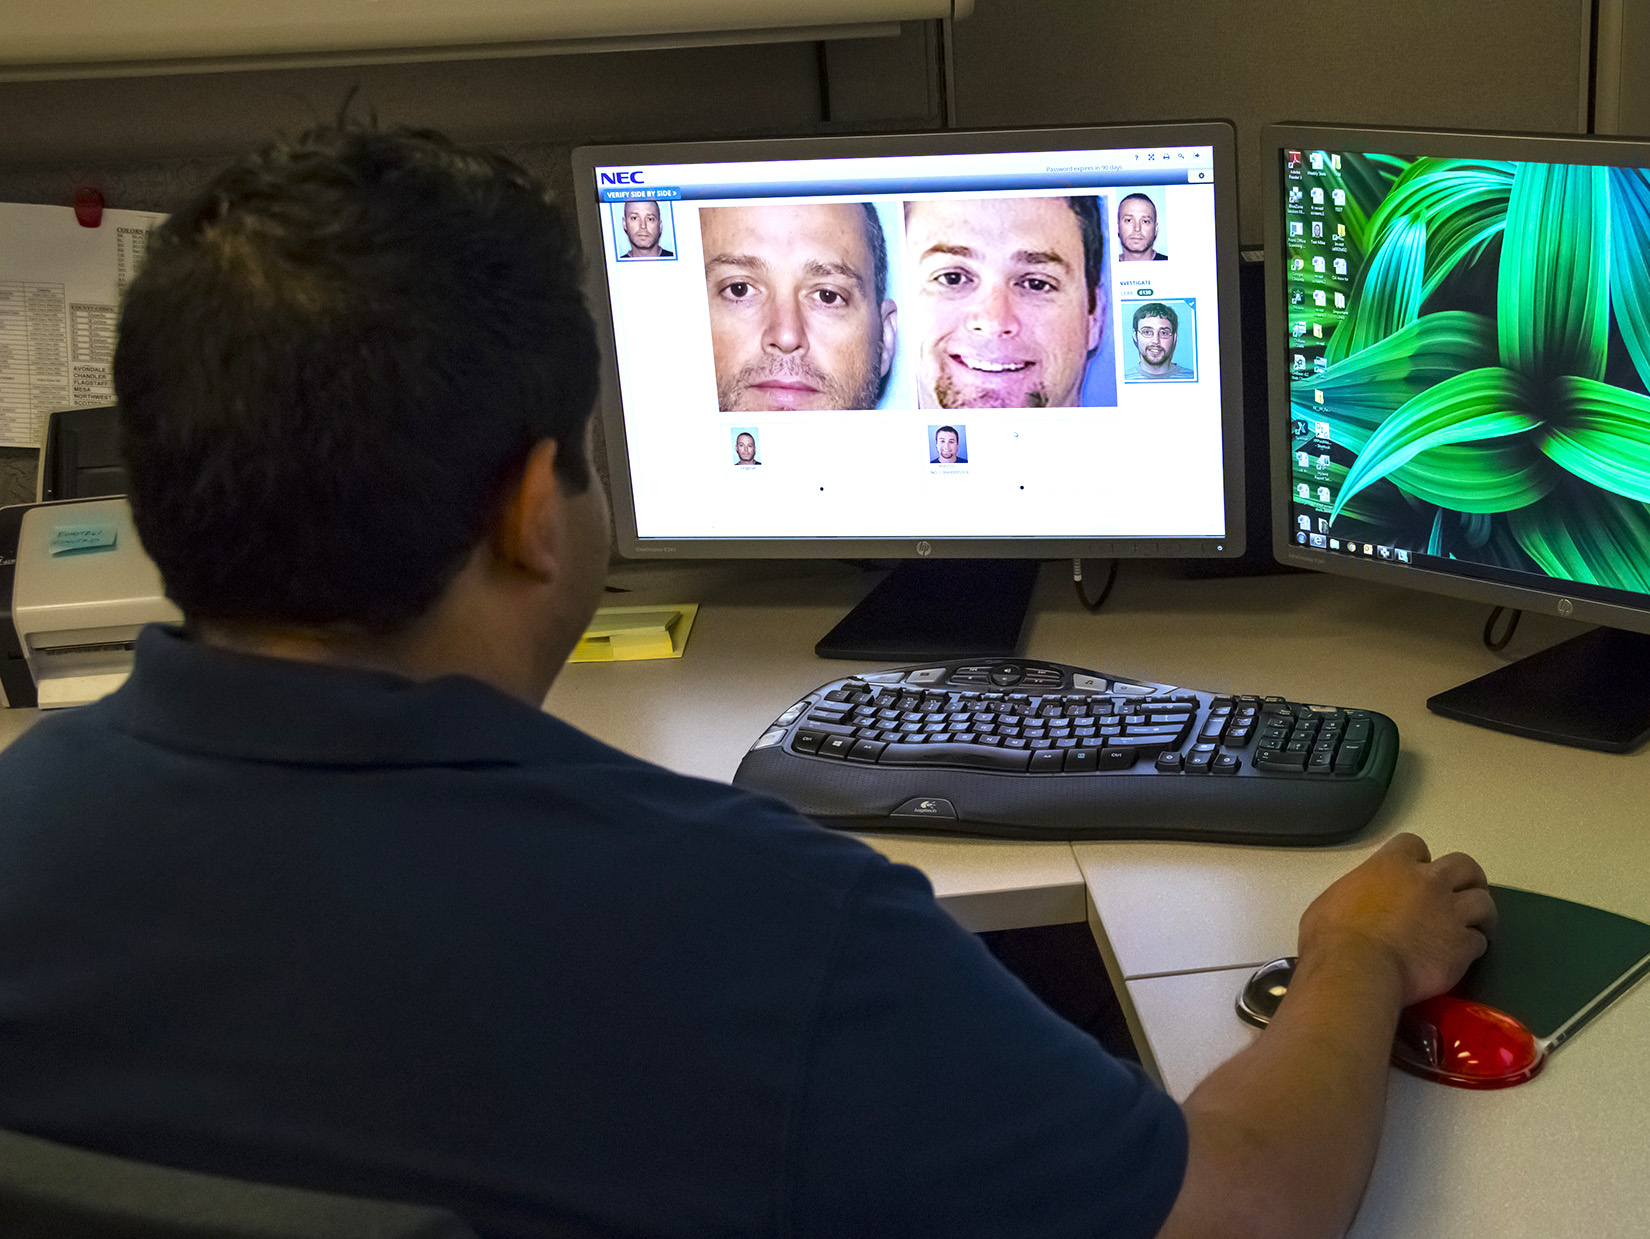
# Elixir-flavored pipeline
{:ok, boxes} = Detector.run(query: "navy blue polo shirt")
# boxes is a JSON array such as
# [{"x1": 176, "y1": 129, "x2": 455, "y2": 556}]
[{"x1": 0, "y1": 626, "x2": 1186, "y2": 1238}]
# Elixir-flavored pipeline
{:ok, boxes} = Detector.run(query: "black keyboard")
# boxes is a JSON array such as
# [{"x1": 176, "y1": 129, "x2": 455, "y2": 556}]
[{"x1": 732, "y1": 658, "x2": 1399, "y2": 845}]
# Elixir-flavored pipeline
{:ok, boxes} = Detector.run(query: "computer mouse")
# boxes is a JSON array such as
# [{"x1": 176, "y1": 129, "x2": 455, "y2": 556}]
[{"x1": 1237, "y1": 957, "x2": 1545, "y2": 1089}]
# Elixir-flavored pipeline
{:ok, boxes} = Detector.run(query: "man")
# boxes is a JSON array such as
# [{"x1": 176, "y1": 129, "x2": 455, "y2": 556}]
[
  {"x1": 931, "y1": 424, "x2": 965, "y2": 464},
  {"x1": 1129, "y1": 301, "x2": 1195, "y2": 380},
  {"x1": 734, "y1": 430, "x2": 761, "y2": 465},
  {"x1": 619, "y1": 198, "x2": 673, "y2": 258},
  {"x1": 1118, "y1": 192, "x2": 1167, "y2": 262},
  {"x1": 702, "y1": 201, "x2": 895, "y2": 412},
  {"x1": 905, "y1": 196, "x2": 1105, "y2": 409},
  {"x1": 0, "y1": 123, "x2": 1494, "y2": 1239}
]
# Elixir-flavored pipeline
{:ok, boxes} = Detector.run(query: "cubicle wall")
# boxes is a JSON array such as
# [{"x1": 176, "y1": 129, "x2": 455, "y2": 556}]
[{"x1": 0, "y1": 0, "x2": 1605, "y2": 505}]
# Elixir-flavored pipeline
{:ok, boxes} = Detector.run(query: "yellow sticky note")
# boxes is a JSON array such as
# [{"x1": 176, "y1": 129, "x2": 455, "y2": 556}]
[{"x1": 571, "y1": 603, "x2": 698, "y2": 662}]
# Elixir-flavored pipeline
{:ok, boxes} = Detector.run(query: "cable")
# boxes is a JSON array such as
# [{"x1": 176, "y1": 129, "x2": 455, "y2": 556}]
[
  {"x1": 1482, "y1": 605, "x2": 1522, "y2": 652},
  {"x1": 1073, "y1": 558, "x2": 1119, "y2": 613}
]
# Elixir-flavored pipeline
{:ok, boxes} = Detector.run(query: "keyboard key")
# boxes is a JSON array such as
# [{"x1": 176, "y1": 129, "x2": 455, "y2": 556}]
[
  {"x1": 1155, "y1": 751, "x2": 1183, "y2": 772},
  {"x1": 1064, "y1": 748, "x2": 1098, "y2": 772},
  {"x1": 820, "y1": 735, "x2": 856, "y2": 759},
  {"x1": 1255, "y1": 749, "x2": 1308, "y2": 772},
  {"x1": 879, "y1": 742, "x2": 1033, "y2": 772},
  {"x1": 1097, "y1": 748, "x2": 1138, "y2": 770},
  {"x1": 849, "y1": 739, "x2": 887, "y2": 762},
  {"x1": 793, "y1": 729, "x2": 828, "y2": 754},
  {"x1": 1030, "y1": 750, "x2": 1065, "y2": 772}
]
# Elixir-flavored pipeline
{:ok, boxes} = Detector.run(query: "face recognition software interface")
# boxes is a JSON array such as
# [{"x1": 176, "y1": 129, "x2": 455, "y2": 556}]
[
  {"x1": 594, "y1": 143, "x2": 1227, "y2": 544},
  {"x1": 1283, "y1": 144, "x2": 1650, "y2": 608}
]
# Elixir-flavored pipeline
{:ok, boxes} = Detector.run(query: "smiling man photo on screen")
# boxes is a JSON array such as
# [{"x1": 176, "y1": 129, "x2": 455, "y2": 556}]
[{"x1": 905, "y1": 195, "x2": 1105, "y2": 409}]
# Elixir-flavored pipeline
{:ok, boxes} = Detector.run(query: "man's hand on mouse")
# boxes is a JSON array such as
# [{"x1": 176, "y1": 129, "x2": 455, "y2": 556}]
[{"x1": 1297, "y1": 832, "x2": 1498, "y2": 1009}]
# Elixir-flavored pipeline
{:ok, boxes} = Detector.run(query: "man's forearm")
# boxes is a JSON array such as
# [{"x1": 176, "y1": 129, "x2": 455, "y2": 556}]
[{"x1": 1155, "y1": 941, "x2": 1405, "y2": 1239}]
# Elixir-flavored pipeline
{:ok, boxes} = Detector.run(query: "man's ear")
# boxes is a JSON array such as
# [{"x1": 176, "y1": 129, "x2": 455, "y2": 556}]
[{"x1": 493, "y1": 438, "x2": 564, "y2": 582}]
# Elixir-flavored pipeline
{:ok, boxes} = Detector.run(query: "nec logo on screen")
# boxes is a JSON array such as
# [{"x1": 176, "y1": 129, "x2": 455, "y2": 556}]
[{"x1": 599, "y1": 171, "x2": 645, "y2": 185}]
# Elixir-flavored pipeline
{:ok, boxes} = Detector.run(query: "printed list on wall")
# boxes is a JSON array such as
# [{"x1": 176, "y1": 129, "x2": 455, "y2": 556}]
[{"x1": 0, "y1": 203, "x2": 166, "y2": 448}]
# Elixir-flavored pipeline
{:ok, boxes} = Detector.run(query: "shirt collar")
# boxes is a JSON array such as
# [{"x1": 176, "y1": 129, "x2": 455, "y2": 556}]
[{"x1": 107, "y1": 625, "x2": 565, "y2": 767}]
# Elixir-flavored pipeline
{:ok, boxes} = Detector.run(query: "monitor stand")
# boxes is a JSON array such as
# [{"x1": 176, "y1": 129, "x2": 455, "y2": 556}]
[
  {"x1": 815, "y1": 559, "x2": 1039, "y2": 662},
  {"x1": 1426, "y1": 626, "x2": 1650, "y2": 753}
]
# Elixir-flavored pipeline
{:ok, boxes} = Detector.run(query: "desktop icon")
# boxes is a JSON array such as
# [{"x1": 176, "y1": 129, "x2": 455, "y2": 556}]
[
  {"x1": 1312, "y1": 323, "x2": 1323, "y2": 338},
  {"x1": 1297, "y1": 483, "x2": 1311, "y2": 499},
  {"x1": 1310, "y1": 151, "x2": 1325, "y2": 170},
  {"x1": 1290, "y1": 221, "x2": 1304, "y2": 237},
  {"x1": 1317, "y1": 486, "x2": 1331, "y2": 502},
  {"x1": 1309, "y1": 533, "x2": 1328, "y2": 548},
  {"x1": 1289, "y1": 186, "x2": 1303, "y2": 205},
  {"x1": 1313, "y1": 256, "x2": 1326, "y2": 273},
  {"x1": 1314, "y1": 421, "x2": 1330, "y2": 437},
  {"x1": 1297, "y1": 514, "x2": 1311, "y2": 530},
  {"x1": 1297, "y1": 532, "x2": 1309, "y2": 544},
  {"x1": 1332, "y1": 188, "x2": 1346, "y2": 207},
  {"x1": 1313, "y1": 389, "x2": 1324, "y2": 404},
  {"x1": 1292, "y1": 321, "x2": 1308, "y2": 338},
  {"x1": 1318, "y1": 454, "x2": 1330, "y2": 468},
  {"x1": 1377, "y1": 545, "x2": 1393, "y2": 560},
  {"x1": 1396, "y1": 548, "x2": 1411, "y2": 564},
  {"x1": 1363, "y1": 543, "x2": 1374, "y2": 556},
  {"x1": 1292, "y1": 289, "x2": 1305, "y2": 305},
  {"x1": 1311, "y1": 187, "x2": 1324, "y2": 205},
  {"x1": 1314, "y1": 290, "x2": 1327, "y2": 307},
  {"x1": 1297, "y1": 451, "x2": 1310, "y2": 468},
  {"x1": 1312, "y1": 222, "x2": 1324, "y2": 239},
  {"x1": 1337, "y1": 224, "x2": 1346, "y2": 238},
  {"x1": 1333, "y1": 258, "x2": 1348, "y2": 276},
  {"x1": 1287, "y1": 150, "x2": 1303, "y2": 169},
  {"x1": 1331, "y1": 154, "x2": 1341, "y2": 170},
  {"x1": 1295, "y1": 354, "x2": 1309, "y2": 374},
  {"x1": 1334, "y1": 292, "x2": 1346, "y2": 308},
  {"x1": 1318, "y1": 518, "x2": 1329, "y2": 534},
  {"x1": 1313, "y1": 357, "x2": 1328, "y2": 374},
  {"x1": 1329, "y1": 538, "x2": 1341, "y2": 550},
  {"x1": 1292, "y1": 257, "x2": 1306, "y2": 271}
]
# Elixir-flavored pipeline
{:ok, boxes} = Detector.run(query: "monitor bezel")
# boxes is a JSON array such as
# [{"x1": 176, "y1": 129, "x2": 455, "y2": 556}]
[
  {"x1": 572, "y1": 121, "x2": 1246, "y2": 562},
  {"x1": 1264, "y1": 121, "x2": 1650, "y2": 640}
]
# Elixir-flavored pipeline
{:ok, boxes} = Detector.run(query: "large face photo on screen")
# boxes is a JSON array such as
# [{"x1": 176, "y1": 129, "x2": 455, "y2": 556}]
[
  {"x1": 904, "y1": 196, "x2": 1106, "y2": 410},
  {"x1": 1287, "y1": 149, "x2": 1650, "y2": 597},
  {"x1": 700, "y1": 201, "x2": 897, "y2": 413}
]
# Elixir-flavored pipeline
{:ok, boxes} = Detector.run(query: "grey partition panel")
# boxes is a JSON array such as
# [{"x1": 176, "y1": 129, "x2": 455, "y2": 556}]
[{"x1": 950, "y1": 0, "x2": 1588, "y2": 245}]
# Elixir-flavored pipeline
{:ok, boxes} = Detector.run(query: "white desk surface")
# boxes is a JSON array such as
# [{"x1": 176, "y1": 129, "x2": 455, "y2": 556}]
[{"x1": 6, "y1": 557, "x2": 1647, "y2": 1234}]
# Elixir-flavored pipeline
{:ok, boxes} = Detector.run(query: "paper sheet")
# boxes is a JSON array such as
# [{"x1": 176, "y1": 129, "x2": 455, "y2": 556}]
[{"x1": 0, "y1": 202, "x2": 167, "y2": 448}]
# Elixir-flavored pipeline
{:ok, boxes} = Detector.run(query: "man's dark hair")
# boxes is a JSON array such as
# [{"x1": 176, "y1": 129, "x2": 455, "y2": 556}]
[
  {"x1": 935, "y1": 425, "x2": 959, "y2": 440},
  {"x1": 859, "y1": 202, "x2": 889, "y2": 307},
  {"x1": 114, "y1": 121, "x2": 598, "y2": 632},
  {"x1": 1064, "y1": 196, "x2": 1104, "y2": 313},
  {"x1": 1133, "y1": 301, "x2": 1180, "y2": 332},
  {"x1": 1117, "y1": 191, "x2": 1157, "y2": 218}
]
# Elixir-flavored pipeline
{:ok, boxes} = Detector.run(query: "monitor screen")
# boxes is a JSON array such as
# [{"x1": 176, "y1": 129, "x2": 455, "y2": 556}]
[
  {"x1": 572, "y1": 123, "x2": 1244, "y2": 562},
  {"x1": 1268, "y1": 123, "x2": 1650, "y2": 634}
]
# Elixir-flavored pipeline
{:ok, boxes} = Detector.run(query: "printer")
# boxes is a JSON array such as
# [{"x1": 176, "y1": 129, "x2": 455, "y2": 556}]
[{"x1": 0, "y1": 497, "x2": 180, "y2": 709}]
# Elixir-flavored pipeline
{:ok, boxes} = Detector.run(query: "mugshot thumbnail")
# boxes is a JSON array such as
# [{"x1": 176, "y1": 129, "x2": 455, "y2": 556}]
[
  {"x1": 1116, "y1": 191, "x2": 1167, "y2": 263},
  {"x1": 929, "y1": 423, "x2": 968, "y2": 465},
  {"x1": 1125, "y1": 299, "x2": 1197, "y2": 382},
  {"x1": 613, "y1": 199, "x2": 677, "y2": 260},
  {"x1": 904, "y1": 195, "x2": 1107, "y2": 410},
  {"x1": 732, "y1": 428, "x2": 762, "y2": 466},
  {"x1": 700, "y1": 201, "x2": 898, "y2": 413}
]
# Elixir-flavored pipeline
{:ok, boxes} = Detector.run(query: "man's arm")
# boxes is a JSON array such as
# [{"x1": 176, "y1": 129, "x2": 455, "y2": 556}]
[{"x1": 1155, "y1": 833, "x2": 1496, "y2": 1239}]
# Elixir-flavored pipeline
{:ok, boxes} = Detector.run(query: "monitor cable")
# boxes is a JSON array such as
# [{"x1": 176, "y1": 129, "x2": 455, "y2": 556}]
[
  {"x1": 1482, "y1": 605, "x2": 1522, "y2": 652},
  {"x1": 1073, "y1": 558, "x2": 1119, "y2": 614}
]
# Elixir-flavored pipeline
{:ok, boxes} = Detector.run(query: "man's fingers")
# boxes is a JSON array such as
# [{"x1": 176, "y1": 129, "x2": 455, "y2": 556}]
[
  {"x1": 1432, "y1": 850, "x2": 1489, "y2": 893},
  {"x1": 1378, "y1": 832, "x2": 1431, "y2": 863},
  {"x1": 1457, "y1": 886, "x2": 1498, "y2": 935}
]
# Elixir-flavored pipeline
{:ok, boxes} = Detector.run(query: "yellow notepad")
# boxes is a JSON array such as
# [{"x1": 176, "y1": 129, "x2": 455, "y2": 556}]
[{"x1": 570, "y1": 603, "x2": 697, "y2": 662}]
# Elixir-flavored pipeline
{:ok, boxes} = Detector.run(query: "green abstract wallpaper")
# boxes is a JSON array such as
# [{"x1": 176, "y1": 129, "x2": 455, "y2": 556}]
[{"x1": 1286, "y1": 149, "x2": 1650, "y2": 596}]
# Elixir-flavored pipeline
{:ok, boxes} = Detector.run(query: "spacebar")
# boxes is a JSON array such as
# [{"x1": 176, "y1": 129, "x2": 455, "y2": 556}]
[{"x1": 878, "y1": 742, "x2": 1033, "y2": 772}]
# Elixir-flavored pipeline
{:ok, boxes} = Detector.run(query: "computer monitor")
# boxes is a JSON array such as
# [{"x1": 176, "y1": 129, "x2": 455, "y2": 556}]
[
  {"x1": 571, "y1": 122, "x2": 1245, "y2": 658},
  {"x1": 1266, "y1": 123, "x2": 1650, "y2": 752}
]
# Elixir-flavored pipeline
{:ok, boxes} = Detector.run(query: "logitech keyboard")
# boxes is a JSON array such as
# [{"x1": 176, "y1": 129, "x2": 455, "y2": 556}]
[{"x1": 732, "y1": 657, "x2": 1399, "y2": 845}]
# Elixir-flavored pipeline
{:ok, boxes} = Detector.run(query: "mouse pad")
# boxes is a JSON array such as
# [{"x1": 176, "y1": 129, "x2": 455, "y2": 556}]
[{"x1": 1454, "y1": 885, "x2": 1650, "y2": 1046}]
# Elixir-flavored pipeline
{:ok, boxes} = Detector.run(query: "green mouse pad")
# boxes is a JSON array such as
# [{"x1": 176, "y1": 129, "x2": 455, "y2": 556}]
[{"x1": 1455, "y1": 885, "x2": 1650, "y2": 1047}]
